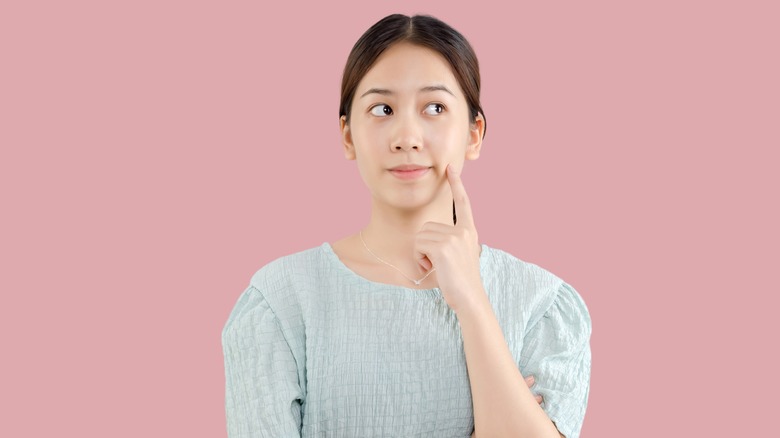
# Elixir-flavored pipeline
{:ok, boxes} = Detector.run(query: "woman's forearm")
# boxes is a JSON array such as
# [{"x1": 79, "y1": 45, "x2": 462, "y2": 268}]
[{"x1": 458, "y1": 289, "x2": 562, "y2": 438}]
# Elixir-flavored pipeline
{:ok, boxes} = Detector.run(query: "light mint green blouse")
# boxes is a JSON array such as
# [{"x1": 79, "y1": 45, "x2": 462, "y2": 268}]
[{"x1": 222, "y1": 243, "x2": 591, "y2": 438}]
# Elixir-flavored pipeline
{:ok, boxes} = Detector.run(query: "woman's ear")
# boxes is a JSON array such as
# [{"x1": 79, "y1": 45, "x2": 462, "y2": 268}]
[
  {"x1": 465, "y1": 113, "x2": 485, "y2": 161},
  {"x1": 340, "y1": 115, "x2": 356, "y2": 160}
]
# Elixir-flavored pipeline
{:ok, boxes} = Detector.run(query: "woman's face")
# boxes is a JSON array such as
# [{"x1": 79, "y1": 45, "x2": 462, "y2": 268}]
[{"x1": 340, "y1": 42, "x2": 483, "y2": 212}]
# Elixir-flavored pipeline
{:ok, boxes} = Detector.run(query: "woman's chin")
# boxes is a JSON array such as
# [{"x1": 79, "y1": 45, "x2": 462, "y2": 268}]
[{"x1": 376, "y1": 192, "x2": 448, "y2": 213}]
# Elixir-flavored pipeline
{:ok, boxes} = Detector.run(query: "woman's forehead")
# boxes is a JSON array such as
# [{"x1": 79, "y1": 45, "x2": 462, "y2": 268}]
[{"x1": 356, "y1": 43, "x2": 462, "y2": 98}]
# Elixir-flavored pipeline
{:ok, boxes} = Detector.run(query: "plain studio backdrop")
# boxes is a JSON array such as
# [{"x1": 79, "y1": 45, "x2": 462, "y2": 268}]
[{"x1": 1, "y1": 1, "x2": 777, "y2": 436}]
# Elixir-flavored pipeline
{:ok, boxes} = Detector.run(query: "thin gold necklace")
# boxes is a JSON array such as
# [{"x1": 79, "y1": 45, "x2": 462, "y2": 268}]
[{"x1": 359, "y1": 230, "x2": 436, "y2": 286}]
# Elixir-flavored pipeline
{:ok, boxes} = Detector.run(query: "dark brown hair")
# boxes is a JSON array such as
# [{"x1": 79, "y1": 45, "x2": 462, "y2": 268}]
[{"x1": 339, "y1": 14, "x2": 486, "y2": 138}]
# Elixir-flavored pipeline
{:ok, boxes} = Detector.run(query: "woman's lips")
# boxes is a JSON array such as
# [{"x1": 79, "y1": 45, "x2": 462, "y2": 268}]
[{"x1": 389, "y1": 167, "x2": 431, "y2": 180}]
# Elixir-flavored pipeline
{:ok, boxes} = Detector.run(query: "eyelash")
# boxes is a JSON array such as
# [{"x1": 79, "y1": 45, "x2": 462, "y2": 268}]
[{"x1": 369, "y1": 103, "x2": 446, "y2": 117}]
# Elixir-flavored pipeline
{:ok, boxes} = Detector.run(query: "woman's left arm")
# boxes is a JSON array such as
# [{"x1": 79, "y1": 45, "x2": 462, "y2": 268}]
[{"x1": 415, "y1": 165, "x2": 565, "y2": 438}]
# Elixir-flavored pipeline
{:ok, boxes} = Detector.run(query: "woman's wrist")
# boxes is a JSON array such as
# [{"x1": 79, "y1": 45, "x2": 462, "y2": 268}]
[{"x1": 451, "y1": 285, "x2": 492, "y2": 321}]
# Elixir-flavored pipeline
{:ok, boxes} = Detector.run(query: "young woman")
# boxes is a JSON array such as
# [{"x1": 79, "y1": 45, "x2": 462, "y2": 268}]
[{"x1": 222, "y1": 14, "x2": 591, "y2": 438}]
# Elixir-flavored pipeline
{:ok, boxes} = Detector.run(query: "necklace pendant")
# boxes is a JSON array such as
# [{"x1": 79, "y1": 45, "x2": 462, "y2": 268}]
[{"x1": 414, "y1": 279, "x2": 422, "y2": 285}]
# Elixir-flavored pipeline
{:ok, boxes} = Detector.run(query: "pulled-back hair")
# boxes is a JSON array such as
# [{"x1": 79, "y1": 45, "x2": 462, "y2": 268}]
[{"x1": 339, "y1": 14, "x2": 486, "y2": 138}]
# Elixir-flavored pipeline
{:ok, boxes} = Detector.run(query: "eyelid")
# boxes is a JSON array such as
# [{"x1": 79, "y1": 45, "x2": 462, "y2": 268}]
[
  {"x1": 423, "y1": 102, "x2": 446, "y2": 115},
  {"x1": 369, "y1": 103, "x2": 392, "y2": 117}
]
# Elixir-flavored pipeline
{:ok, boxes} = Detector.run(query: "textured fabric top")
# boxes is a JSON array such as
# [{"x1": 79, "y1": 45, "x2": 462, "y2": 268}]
[{"x1": 222, "y1": 242, "x2": 591, "y2": 438}]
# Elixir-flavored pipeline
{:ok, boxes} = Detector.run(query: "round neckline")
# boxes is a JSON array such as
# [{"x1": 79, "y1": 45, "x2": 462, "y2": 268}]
[{"x1": 321, "y1": 241, "x2": 490, "y2": 292}]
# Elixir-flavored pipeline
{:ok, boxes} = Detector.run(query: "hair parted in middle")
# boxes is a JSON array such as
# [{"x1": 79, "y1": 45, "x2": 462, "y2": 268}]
[{"x1": 339, "y1": 14, "x2": 486, "y2": 139}]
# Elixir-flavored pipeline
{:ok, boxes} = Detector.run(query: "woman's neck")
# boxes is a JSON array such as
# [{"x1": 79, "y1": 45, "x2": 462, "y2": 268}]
[{"x1": 360, "y1": 197, "x2": 454, "y2": 270}]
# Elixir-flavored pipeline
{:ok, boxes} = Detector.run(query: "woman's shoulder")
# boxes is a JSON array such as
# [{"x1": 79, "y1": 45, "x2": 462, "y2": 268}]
[
  {"x1": 483, "y1": 244, "x2": 566, "y2": 290},
  {"x1": 482, "y1": 244, "x2": 586, "y2": 323},
  {"x1": 247, "y1": 243, "x2": 329, "y2": 290},
  {"x1": 239, "y1": 243, "x2": 331, "y2": 313}
]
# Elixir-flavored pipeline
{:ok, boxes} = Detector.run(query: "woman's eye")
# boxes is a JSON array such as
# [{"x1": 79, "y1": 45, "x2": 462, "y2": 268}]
[
  {"x1": 370, "y1": 104, "x2": 393, "y2": 116},
  {"x1": 424, "y1": 103, "x2": 445, "y2": 115}
]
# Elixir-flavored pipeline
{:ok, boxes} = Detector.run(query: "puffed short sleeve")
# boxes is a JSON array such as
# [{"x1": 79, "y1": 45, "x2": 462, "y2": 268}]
[
  {"x1": 221, "y1": 286, "x2": 303, "y2": 438},
  {"x1": 519, "y1": 282, "x2": 592, "y2": 438}
]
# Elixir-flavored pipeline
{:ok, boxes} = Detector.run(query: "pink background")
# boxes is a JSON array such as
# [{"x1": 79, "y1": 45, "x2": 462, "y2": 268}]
[{"x1": 1, "y1": 1, "x2": 777, "y2": 436}]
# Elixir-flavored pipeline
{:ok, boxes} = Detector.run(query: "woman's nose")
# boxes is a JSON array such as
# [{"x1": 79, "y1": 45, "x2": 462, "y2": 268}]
[{"x1": 390, "y1": 113, "x2": 423, "y2": 151}]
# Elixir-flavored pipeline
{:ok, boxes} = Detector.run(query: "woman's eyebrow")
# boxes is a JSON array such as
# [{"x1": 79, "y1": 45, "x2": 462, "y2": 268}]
[
  {"x1": 360, "y1": 88, "x2": 392, "y2": 98},
  {"x1": 359, "y1": 85, "x2": 455, "y2": 99},
  {"x1": 419, "y1": 85, "x2": 455, "y2": 96}
]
